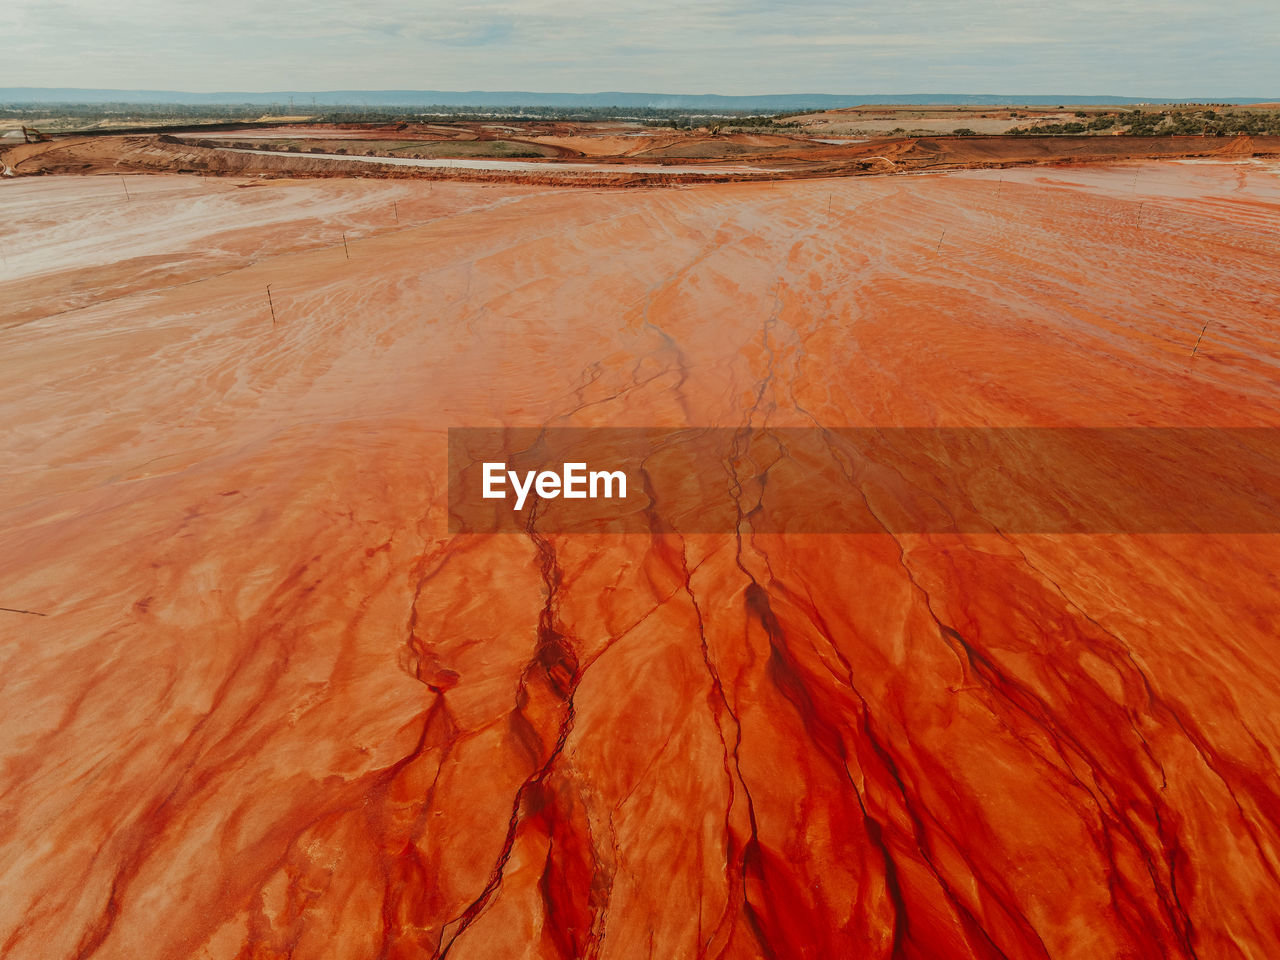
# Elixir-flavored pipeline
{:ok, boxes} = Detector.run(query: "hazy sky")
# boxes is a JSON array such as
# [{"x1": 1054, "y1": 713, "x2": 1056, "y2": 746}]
[{"x1": 5, "y1": 0, "x2": 1278, "y2": 96}]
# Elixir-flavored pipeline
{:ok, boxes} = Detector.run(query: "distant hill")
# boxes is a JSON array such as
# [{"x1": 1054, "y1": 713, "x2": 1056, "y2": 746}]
[{"x1": 2, "y1": 88, "x2": 1273, "y2": 110}]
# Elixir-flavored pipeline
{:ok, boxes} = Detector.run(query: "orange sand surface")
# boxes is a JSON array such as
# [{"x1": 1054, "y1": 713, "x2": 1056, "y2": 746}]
[{"x1": 2, "y1": 163, "x2": 1280, "y2": 959}]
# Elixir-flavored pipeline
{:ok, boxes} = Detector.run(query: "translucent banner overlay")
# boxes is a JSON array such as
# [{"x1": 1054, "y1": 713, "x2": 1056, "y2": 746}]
[{"x1": 447, "y1": 427, "x2": 1280, "y2": 534}]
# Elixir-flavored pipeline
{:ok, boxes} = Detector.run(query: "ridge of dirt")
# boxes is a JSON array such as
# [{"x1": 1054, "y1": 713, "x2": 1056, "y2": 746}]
[{"x1": 5, "y1": 132, "x2": 1278, "y2": 187}]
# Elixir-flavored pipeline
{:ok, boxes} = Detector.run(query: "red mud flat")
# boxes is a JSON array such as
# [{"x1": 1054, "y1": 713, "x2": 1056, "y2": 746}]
[{"x1": 2, "y1": 162, "x2": 1280, "y2": 959}]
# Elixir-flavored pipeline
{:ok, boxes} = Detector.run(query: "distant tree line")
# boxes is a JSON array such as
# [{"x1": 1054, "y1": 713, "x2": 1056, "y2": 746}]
[
  {"x1": 1010, "y1": 109, "x2": 1280, "y2": 137},
  {"x1": 0, "y1": 102, "x2": 274, "y2": 120},
  {"x1": 0, "y1": 101, "x2": 809, "y2": 131},
  {"x1": 9, "y1": 101, "x2": 1276, "y2": 139},
  {"x1": 319, "y1": 105, "x2": 802, "y2": 126}
]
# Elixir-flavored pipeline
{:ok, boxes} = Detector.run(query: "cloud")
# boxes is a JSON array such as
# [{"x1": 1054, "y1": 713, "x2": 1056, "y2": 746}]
[{"x1": 5, "y1": 0, "x2": 1278, "y2": 96}]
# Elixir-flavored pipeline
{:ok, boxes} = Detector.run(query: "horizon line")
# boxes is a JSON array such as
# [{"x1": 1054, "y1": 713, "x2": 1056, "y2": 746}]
[{"x1": 4, "y1": 86, "x2": 1275, "y2": 101}]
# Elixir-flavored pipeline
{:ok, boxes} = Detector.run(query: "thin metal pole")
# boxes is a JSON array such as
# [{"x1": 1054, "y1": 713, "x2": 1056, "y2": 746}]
[
  {"x1": 0, "y1": 605, "x2": 46, "y2": 616},
  {"x1": 1190, "y1": 321, "x2": 1210, "y2": 358}
]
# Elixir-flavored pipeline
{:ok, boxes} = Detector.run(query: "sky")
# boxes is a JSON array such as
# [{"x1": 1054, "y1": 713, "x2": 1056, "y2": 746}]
[{"x1": 5, "y1": 0, "x2": 1278, "y2": 97}]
